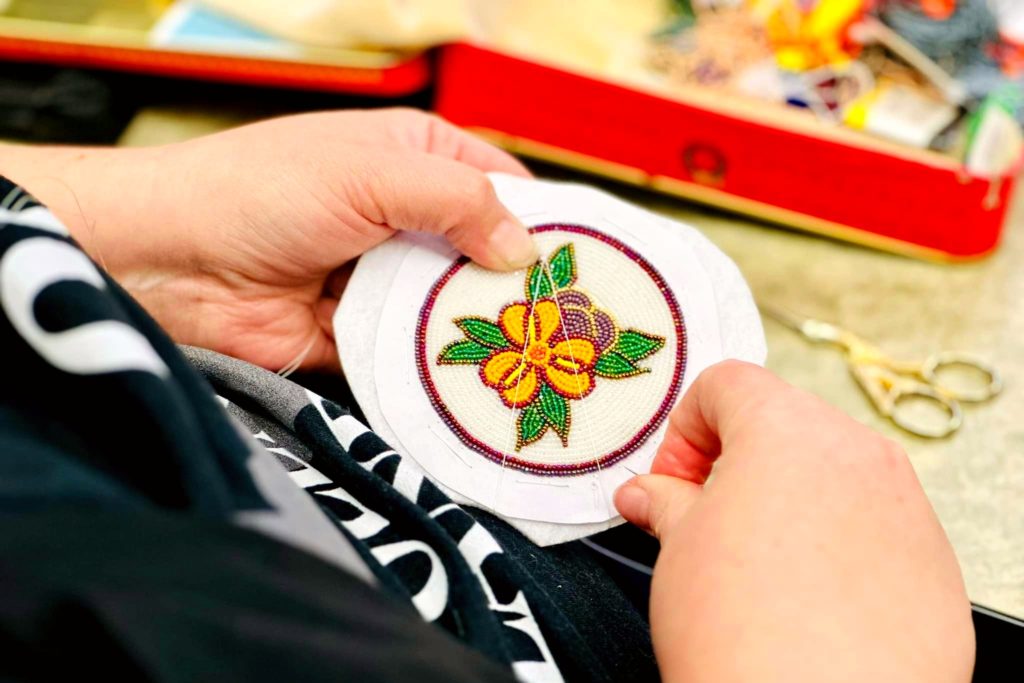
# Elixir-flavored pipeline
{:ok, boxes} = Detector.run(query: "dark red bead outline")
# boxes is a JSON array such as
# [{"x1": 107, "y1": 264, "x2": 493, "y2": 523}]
[{"x1": 415, "y1": 223, "x2": 688, "y2": 476}]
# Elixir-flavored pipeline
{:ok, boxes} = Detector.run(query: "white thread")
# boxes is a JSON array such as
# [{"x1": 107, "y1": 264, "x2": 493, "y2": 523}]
[
  {"x1": 580, "y1": 538, "x2": 654, "y2": 576},
  {"x1": 278, "y1": 330, "x2": 319, "y2": 378},
  {"x1": 539, "y1": 260, "x2": 614, "y2": 517},
  {"x1": 492, "y1": 260, "x2": 544, "y2": 512}
]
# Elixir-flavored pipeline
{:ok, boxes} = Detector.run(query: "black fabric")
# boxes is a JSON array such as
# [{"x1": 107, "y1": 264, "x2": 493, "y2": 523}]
[
  {"x1": 292, "y1": 405, "x2": 520, "y2": 663},
  {"x1": 585, "y1": 523, "x2": 661, "y2": 617},
  {"x1": 201, "y1": 343, "x2": 660, "y2": 683},
  {"x1": 0, "y1": 174, "x2": 661, "y2": 682},
  {"x1": 475, "y1": 512, "x2": 661, "y2": 682},
  {"x1": 0, "y1": 508, "x2": 516, "y2": 683},
  {"x1": 0, "y1": 222, "x2": 266, "y2": 517},
  {"x1": 0, "y1": 176, "x2": 514, "y2": 683}
]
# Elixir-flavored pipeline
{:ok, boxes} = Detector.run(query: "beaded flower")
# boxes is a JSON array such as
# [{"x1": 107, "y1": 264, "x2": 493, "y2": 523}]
[{"x1": 437, "y1": 243, "x2": 666, "y2": 451}]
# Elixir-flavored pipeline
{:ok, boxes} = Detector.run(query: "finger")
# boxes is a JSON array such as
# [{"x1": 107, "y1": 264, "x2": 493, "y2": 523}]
[
  {"x1": 297, "y1": 299, "x2": 340, "y2": 373},
  {"x1": 651, "y1": 360, "x2": 787, "y2": 480},
  {"x1": 304, "y1": 328, "x2": 342, "y2": 373},
  {"x1": 419, "y1": 114, "x2": 532, "y2": 177},
  {"x1": 650, "y1": 426, "x2": 715, "y2": 483},
  {"x1": 371, "y1": 108, "x2": 532, "y2": 177},
  {"x1": 315, "y1": 295, "x2": 339, "y2": 342},
  {"x1": 324, "y1": 263, "x2": 355, "y2": 300},
  {"x1": 614, "y1": 475, "x2": 702, "y2": 539},
  {"x1": 346, "y1": 148, "x2": 538, "y2": 270}
]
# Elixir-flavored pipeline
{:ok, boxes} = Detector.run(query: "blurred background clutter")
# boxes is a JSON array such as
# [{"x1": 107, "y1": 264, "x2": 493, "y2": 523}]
[
  {"x1": 0, "y1": 0, "x2": 1022, "y2": 665},
  {"x1": 0, "y1": 0, "x2": 1019, "y2": 256}
]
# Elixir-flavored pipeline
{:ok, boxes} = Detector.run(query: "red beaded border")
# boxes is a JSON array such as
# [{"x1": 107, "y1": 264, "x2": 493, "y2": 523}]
[{"x1": 415, "y1": 223, "x2": 688, "y2": 476}]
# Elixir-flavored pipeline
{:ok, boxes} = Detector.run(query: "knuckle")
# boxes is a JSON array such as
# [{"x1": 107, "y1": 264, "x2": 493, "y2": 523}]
[
  {"x1": 650, "y1": 500, "x2": 678, "y2": 539},
  {"x1": 384, "y1": 106, "x2": 425, "y2": 122},
  {"x1": 460, "y1": 171, "x2": 496, "y2": 208},
  {"x1": 382, "y1": 107, "x2": 436, "y2": 137},
  {"x1": 703, "y1": 359, "x2": 765, "y2": 386},
  {"x1": 873, "y1": 434, "x2": 912, "y2": 471},
  {"x1": 647, "y1": 481, "x2": 696, "y2": 540},
  {"x1": 697, "y1": 360, "x2": 780, "y2": 414},
  {"x1": 831, "y1": 427, "x2": 915, "y2": 482},
  {"x1": 390, "y1": 108, "x2": 448, "y2": 134},
  {"x1": 420, "y1": 110, "x2": 447, "y2": 125}
]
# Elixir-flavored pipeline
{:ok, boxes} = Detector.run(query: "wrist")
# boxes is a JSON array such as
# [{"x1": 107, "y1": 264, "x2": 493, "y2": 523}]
[
  {"x1": 0, "y1": 141, "x2": 213, "y2": 339},
  {"x1": 0, "y1": 142, "x2": 172, "y2": 272}
]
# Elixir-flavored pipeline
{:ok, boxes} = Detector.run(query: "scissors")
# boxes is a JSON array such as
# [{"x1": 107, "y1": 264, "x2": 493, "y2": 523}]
[{"x1": 761, "y1": 304, "x2": 1003, "y2": 439}]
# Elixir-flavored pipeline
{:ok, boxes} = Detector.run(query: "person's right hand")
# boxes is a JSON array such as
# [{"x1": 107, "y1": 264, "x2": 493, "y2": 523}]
[{"x1": 615, "y1": 361, "x2": 974, "y2": 683}]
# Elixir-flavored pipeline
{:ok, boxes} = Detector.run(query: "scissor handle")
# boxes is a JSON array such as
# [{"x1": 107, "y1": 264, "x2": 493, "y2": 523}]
[
  {"x1": 920, "y1": 352, "x2": 1003, "y2": 403},
  {"x1": 888, "y1": 383, "x2": 964, "y2": 439},
  {"x1": 850, "y1": 363, "x2": 964, "y2": 439}
]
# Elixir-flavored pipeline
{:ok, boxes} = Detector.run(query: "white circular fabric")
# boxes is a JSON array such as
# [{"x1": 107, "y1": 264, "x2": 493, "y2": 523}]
[{"x1": 336, "y1": 173, "x2": 766, "y2": 546}]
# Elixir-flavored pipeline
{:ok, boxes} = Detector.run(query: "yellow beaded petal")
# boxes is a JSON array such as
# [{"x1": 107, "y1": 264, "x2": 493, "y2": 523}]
[
  {"x1": 502, "y1": 366, "x2": 539, "y2": 407},
  {"x1": 550, "y1": 338, "x2": 596, "y2": 366},
  {"x1": 545, "y1": 365, "x2": 593, "y2": 399},
  {"x1": 482, "y1": 350, "x2": 523, "y2": 387},
  {"x1": 500, "y1": 304, "x2": 528, "y2": 347},
  {"x1": 531, "y1": 300, "x2": 561, "y2": 345}
]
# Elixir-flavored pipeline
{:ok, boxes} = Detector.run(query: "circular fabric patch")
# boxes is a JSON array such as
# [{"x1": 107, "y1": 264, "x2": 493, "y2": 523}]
[{"x1": 416, "y1": 224, "x2": 686, "y2": 476}]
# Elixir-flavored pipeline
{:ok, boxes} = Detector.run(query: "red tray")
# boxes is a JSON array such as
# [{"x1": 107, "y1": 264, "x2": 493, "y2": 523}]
[
  {"x1": 0, "y1": 34, "x2": 429, "y2": 96},
  {"x1": 435, "y1": 42, "x2": 1019, "y2": 261}
]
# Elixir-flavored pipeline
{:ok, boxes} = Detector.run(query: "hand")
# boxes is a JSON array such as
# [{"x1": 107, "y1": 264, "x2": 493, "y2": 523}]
[
  {"x1": 615, "y1": 361, "x2": 974, "y2": 683},
  {"x1": 3, "y1": 109, "x2": 536, "y2": 371}
]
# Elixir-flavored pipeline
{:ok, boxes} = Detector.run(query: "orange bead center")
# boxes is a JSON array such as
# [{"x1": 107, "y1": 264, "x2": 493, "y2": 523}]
[{"x1": 526, "y1": 342, "x2": 551, "y2": 367}]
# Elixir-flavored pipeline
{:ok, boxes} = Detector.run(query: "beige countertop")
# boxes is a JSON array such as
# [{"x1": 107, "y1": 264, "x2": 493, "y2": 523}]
[{"x1": 120, "y1": 105, "x2": 1024, "y2": 618}]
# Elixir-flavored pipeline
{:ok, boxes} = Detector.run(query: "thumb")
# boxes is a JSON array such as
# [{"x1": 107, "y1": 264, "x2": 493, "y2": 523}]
[
  {"x1": 348, "y1": 148, "x2": 538, "y2": 270},
  {"x1": 614, "y1": 474, "x2": 702, "y2": 539}
]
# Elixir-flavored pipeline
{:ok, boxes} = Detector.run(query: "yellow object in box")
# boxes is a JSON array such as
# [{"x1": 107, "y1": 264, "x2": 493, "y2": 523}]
[
  {"x1": 753, "y1": 0, "x2": 865, "y2": 71},
  {"x1": 844, "y1": 83, "x2": 959, "y2": 149}
]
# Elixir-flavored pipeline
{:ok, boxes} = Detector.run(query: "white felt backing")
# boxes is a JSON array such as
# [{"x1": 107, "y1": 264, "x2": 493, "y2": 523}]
[{"x1": 336, "y1": 174, "x2": 765, "y2": 546}]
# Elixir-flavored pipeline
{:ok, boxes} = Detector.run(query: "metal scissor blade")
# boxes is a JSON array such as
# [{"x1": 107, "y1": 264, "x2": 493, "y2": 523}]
[
  {"x1": 757, "y1": 302, "x2": 805, "y2": 333},
  {"x1": 758, "y1": 302, "x2": 844, "y2": 343}
]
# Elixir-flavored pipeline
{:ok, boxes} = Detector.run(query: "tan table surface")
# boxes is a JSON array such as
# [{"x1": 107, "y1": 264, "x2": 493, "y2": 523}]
[{"x1": 120, "y1": 106, "x2": 1024, "y2": 618}]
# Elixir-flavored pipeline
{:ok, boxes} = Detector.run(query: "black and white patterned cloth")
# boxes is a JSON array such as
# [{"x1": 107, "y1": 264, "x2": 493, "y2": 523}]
[{"x1": 0, "y1": 177, "x2": 658, "y2": 683}]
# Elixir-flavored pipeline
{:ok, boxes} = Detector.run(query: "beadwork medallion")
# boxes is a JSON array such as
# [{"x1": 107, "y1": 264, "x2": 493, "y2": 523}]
[{"x1": 416, "y1": 224, "x2": 686, "y2": 476}]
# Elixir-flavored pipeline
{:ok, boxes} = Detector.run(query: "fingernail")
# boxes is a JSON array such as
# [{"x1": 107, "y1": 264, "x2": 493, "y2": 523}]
[
  {"x1": 614, "y1": 483, "x2": 650, "y2": 526},
  {"x1": 490, "y1": 218, "x2": 538, "y2": 269}
]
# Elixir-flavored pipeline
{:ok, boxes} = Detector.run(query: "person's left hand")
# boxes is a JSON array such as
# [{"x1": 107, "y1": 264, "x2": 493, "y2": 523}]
[{"x1": 5, "y1": 109, "x2": 536, "y2": 371}]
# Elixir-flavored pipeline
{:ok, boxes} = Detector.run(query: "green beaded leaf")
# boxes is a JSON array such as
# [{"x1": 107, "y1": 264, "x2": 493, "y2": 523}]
[
  {"x1": 547, "y1": 243, "x2": 576, "y2": 289},
  {"x1": 614, "y1": 329, "x2": 665, "y2": 361},
  {"x1": 518, "y1": 402, "x2": 547, "y2": 448},
  {"x1": 456, "y1": 317, "x2": 509, "y2": 349},
  {"x1": 538, "y1": 383, "x2": 569, "y2": 440},
  {"x1": 437, "y1": 340, "x2": 492, "y2": 364},
  {"x1": 525, "y1": 264, "x2": 554, "y2": 300},
  {"x1": 594, "y1": 351, "x2": 645, "y2": 378}
]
